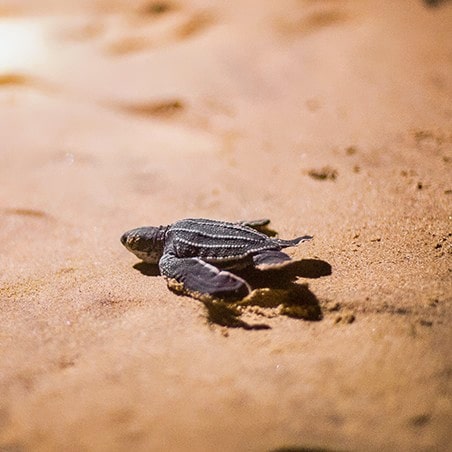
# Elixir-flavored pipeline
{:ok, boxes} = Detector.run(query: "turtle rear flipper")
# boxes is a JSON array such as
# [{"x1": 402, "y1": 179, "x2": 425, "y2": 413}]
[
  {"x1": 239, "y1": 219, "x2": 276, "y2": 237},
  {"x1": 239, "y1": 219, "x2": 270, "y2": 228},
  {"x1": 253, "y1": 250, "x2": 292, "y2": 269},
  {"x1": 159, "y1": 253, "x2": 250, "y2": 300}
]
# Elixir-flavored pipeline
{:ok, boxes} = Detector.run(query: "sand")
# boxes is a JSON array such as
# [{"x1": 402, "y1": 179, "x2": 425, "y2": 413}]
[{"x1": 0, "y1": 0, "x2": 451, "y2": 450}]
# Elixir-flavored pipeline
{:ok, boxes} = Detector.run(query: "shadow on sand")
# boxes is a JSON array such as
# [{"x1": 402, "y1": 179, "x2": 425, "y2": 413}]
[{"x1": 133, "y1": 258, "x2": 332, "y2": 330}]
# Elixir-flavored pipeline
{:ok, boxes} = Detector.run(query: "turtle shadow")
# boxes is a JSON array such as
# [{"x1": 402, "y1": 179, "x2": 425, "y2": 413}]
[
  {"x1": 202, "y1": 282, "x2": 322, "y2": 331},
  {"x1": 133, "y1": 259, "x2": 332, "y2": 330},
  {"x1": 239, "y1": 258, "x2": 332, "y2": 283},
  {"x1": 133, "y1": 262, "x2": 161, "y2": 276},
  {"x1": 230, "y1": 259, "x2": 331, "y2": 327}
]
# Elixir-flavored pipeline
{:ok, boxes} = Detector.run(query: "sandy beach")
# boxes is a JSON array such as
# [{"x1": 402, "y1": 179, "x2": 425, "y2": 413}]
[{"x1": 0, "y1": 0, "x2": 451, "y2": 450}]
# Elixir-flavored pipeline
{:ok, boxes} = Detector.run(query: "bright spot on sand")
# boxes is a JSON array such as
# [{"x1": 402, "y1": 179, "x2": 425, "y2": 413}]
[{"x1": 0, "y1": 19, "x2": 48, "y2": 73}]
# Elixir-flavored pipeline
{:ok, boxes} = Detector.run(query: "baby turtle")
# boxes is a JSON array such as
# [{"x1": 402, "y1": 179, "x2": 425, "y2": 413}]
[{"x1": 121, "y1": 218, "x2": 312, "y2": 300}]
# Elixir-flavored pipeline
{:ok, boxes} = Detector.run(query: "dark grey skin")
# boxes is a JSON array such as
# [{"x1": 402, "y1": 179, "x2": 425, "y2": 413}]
[{"x1": 121, "y1": 218, "x2": 312, "y2": 299}]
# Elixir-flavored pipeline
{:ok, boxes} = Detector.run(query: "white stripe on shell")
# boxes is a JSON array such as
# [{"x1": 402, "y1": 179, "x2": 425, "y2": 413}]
[
  {"x1": 175, "y1": 237, "x2": 271, "y2": 250},
  {"x1": 179, "y1": 219, "x2": 269, "y2": 238},
  {"x1": 170, "y1": 227, "x2": 259, "y2": 242}
]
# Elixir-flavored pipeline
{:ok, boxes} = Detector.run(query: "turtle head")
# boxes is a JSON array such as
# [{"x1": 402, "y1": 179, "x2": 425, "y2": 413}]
[{"x1": 120, "y1": 226, "x2": 166, "y2": 264}]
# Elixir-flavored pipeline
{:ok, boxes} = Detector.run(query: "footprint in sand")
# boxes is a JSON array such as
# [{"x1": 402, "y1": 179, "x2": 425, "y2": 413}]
[{"x1": 54, "y1": 2, "x2": 216, "y2": 56}]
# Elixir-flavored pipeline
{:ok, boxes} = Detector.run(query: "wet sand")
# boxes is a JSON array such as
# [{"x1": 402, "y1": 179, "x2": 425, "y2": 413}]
[{"x1": 0, "y1": 0, "x2": 451, "y2": 450}]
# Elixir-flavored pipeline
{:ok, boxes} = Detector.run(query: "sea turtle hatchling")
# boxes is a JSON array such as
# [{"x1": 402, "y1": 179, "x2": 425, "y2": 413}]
[{"x1": 121, "y1": 218, "x2": 312, "y2": 300}]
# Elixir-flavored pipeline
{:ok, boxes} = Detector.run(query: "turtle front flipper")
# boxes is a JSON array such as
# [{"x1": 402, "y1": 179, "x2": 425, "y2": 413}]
[
  {"x1": 252, "y1": 250, "x2": 292, "y2": 269},
  {"x1": 159, "y1": 253, "x2": 250, "y2": 300}
]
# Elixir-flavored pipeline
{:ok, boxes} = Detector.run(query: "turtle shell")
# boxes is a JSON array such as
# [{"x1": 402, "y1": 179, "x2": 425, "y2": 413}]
[{"x1": 165, "y1": 218, "x2": 280, "y2": 266}]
